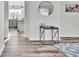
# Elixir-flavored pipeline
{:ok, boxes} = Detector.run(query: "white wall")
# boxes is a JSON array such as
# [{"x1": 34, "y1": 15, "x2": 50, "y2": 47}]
[
  {"x1": 24, "y1": 1, "x2": 61, "y2": 40},
  {"x1": 24, "y1": 1, "x2": 30, "y2": 37},
  {"x1": 24, "y1": 1, "x2": 79, "y2": 41},
  {"x1": 4, "y1": 1, "x2": 8, "y2": 38},
  {"x1": 60, "y1": 1, "x2": 79, "y2": 37},
  {"x1": 0, "y1": 1, "x2": 5, "y2": 55}
]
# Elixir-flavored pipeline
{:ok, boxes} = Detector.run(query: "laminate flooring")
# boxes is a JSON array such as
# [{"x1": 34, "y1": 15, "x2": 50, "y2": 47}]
[{"x1": 1, "y1": 29, "x2": 65, "y2": 57}]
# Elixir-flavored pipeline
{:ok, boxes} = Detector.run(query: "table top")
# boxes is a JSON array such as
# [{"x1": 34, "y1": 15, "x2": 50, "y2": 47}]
[{"x1": 40, "y1": 26, "x2": 59, "y2": 29}]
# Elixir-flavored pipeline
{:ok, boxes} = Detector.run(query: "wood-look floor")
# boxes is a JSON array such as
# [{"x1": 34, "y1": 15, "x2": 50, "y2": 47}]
[{"x1": 1, "y1": 29, "x2": 65, "y2": 57}]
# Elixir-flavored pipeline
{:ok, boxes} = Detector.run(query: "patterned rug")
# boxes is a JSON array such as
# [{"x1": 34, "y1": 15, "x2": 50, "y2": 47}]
[{"x1": 55, "y1": 43, "x2": 79, "y2": 57}]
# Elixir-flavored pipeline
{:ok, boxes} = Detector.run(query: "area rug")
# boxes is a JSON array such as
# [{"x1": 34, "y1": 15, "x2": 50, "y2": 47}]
[{"x1": 55, "y1": 43, "x2": 79, "y2": 57}]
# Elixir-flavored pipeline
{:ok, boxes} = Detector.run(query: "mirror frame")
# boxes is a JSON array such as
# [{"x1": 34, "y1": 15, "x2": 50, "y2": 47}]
[{"x1": 38, "y1": 1, "x2": 54, "y2": 16}]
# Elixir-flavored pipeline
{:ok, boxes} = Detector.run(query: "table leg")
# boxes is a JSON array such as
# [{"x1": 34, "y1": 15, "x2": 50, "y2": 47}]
[
  {"x1": 57, "y1": 29, "x2": 59, "y2": 43},
  {"x1": 40, "y1": 28, "x2": 41, "y2": 41},
  {"x1": 51, "y1": 29, "x2": 54, "y2": 41},
  {"x1": 55, "y1": 29, "x2": 59, "y2": 43},
  {"x1": 42, "y1": 29, "x2": 45, "y2": 44}
]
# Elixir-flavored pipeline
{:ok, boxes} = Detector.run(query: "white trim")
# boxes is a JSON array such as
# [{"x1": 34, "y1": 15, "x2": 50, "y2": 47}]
[
  {"x1": 4, "y1": 37, "x2": 10, "y2": 43},
  {"x1": 4, "y1": 32, "x2": 11, "y2": 43},
  {"x1": 29, "y1": 38, "x2": 61, "y2": 41},
  {"x1": 0, "y1": 44, "x2": 5, "y2": 56}
]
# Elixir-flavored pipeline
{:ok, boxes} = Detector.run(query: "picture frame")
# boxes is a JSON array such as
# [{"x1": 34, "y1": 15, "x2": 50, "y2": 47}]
[{"x1": 65, "y1": 4, "x2": 79, "y2": 12}]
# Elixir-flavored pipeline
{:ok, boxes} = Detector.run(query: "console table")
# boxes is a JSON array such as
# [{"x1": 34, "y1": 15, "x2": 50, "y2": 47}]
[{"x1": 40, "y1": 25, "x2": 59, "y2": 44}]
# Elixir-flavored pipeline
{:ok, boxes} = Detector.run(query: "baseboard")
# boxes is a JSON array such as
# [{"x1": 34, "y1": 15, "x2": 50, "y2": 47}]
[
  {"x1": 0, "y1": 44, "x2": 5, "y2": 56},
  {"x1": 4, "y1": 33, "x2": 11, "y2": 43},
  {"x1": 60, "y1": 37, "x2": 79, "y2": 40},
  {"x1": 28, "y1": 38, "x2": 61, "y2": 41},
  {"x1": 4, "y1": 37, "x2": 10, "y2": 43}
]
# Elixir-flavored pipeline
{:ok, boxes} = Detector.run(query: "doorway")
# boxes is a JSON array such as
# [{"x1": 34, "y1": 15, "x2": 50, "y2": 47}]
[
  {"x1": 9, "y1": 1, "x2": 25, "y2": 32},
  {"x1": 4, "y1": 1, "x2": 25, "y2": 43}
]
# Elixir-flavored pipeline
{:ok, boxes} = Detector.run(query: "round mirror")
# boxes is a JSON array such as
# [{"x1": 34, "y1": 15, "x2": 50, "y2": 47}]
[{"x1": 38, "y1": 1, "x2": 54, "y2": 16}]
